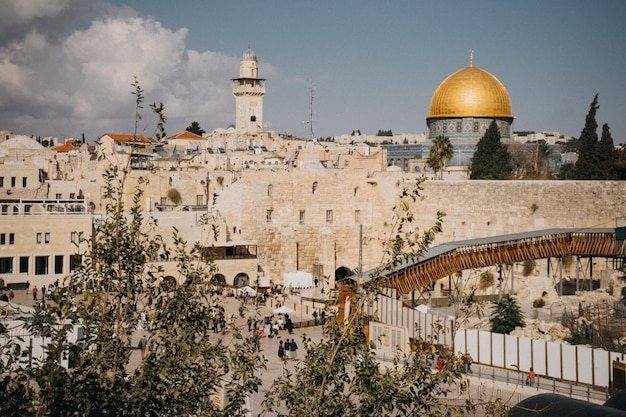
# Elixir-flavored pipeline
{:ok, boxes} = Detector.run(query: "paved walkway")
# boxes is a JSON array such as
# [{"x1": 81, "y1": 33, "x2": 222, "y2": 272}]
[{"x1": 4, "y1": 286, "x2": 608, "y2": 415}]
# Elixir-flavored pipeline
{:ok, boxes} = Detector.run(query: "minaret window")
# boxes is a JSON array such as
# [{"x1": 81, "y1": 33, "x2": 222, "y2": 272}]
[{"x1": 251, "y1": 115, "x2": 256, "y2": 122}]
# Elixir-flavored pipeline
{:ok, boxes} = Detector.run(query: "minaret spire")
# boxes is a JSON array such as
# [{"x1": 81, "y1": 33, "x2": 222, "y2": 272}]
[{"x1": 469, "y1": 49, "x2": 474, "y2": 67}]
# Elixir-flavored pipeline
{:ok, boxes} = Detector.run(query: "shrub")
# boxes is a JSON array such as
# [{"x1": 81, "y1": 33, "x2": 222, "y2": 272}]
[
  {"x1": 532, "y1": 298, "x2": 546, "y2": 308},
  {"x1": 479, "y1": 271, "x2": 494, "y2": 289}
]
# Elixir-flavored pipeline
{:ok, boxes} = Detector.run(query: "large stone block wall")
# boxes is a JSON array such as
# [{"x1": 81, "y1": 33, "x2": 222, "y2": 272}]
[
  {"x1": 214, "y1": 171, "x2": 626, "y2": 287},
  {"x1": 416, "y1": 180, "x2": 626, "y2": 244}
]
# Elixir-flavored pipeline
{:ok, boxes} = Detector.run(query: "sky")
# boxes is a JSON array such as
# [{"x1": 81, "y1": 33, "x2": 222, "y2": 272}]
[{"x1": 1, "y1": 0, "x2": 625, "y2": 144}]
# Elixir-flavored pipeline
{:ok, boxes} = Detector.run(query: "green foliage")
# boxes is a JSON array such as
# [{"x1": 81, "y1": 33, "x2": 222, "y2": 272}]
[
  {"x1": 262, "y1": 177, "x2": 484, "y2": 416},
  {"x1": 490, "y1": 295, "x2": 525, "y2": 334},
  {"x1": 565, "y1": 331, "x2": 592, "y2": 346},
  {"x1": 0, "y1": 167, "x2": 265, "y2": 416},
  {"x1": 426, "y1": 135, "x2": 454, "y2": 180},
  {"x1": 376, "y1": 129, "x2": 393, "y2": 136},
  {"x1": 532, "y1": 298, "x2": 546, "y2": 308},
  {"x1": 572, "y1": 95, "x2": 619, "y2": 180},
  {"x1": 470, "y1": 120, "x2": 512, "y2": 180},
  {"x1": 0, "y1": 79, "x2": 264, "y2": 416},
  {"x1": 186, "y1": 121, "x2": 206, "y2": 136},
  {"x1": 479, "y1": 271, "x2": 494, "y2": 290}
]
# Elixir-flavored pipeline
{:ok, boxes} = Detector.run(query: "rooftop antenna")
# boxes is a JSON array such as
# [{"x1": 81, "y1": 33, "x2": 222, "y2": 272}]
[{"x1": 309, "y1": 81, "x2": 315, "y2": 140}]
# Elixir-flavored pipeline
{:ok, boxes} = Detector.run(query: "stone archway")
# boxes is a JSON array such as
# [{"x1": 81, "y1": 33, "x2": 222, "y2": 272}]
[
  {"x1": 162, "y1": 275, "x2": 177, "y2": 290},
  {"x1": 335, "y1": 266, "x2": 354, "y2": 282},
  {"x1": 212, "y1": 274, "x2": 226, "y2": 286},
  {"x1": 234, "y1": 273, "x2": 250, "y2": 288}
]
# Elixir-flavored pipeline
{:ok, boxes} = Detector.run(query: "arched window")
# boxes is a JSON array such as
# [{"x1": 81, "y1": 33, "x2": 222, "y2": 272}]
[
  {"x1": 267, "y1": 184, "x2": 273, "y2": 197},
  {"x1": 312, "y1": 181, "x2": 318, "y2": 194},
  {"x1": 354, "y1": 187, "x2": 360, "y2": 198}
]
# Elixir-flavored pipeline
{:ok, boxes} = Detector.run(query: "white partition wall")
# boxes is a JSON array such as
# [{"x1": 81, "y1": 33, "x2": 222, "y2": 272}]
[
  {"x1": 505, "y1": 334, "x2": 518, "y2": 369},
  {"x1": 594, "y1": 349, "x2": 610, "y2": 387},
  {"x1": 369, "y1": 290, "x2": 626, "y2": 389},
  {"x1": 491, "y1": 333, "x2": 505, "y2": 368},
  {"x1": 546, "y1": 342, "x2": 562, "y2": 379},
  {"x1": 562, "y1": 344, "x2": 578, "y2": 381},
  {"x1": 578, "y1": 347, "x2": 594, "y2": 385}
]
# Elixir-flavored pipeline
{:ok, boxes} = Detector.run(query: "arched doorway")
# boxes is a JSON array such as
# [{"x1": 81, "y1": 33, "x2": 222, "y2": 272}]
[
  {"x1": 162, "y1": 276, "x2": 177, "y2": 290},
  {"x1": 212, "y1": 274, "x2": 226, "y2": 286},
  {"x1": 335, "y1": 266, "x2": 354, "y2": 282},
  {"x1": 234, "y1": 273, "x2": 250, "y2": 288}
]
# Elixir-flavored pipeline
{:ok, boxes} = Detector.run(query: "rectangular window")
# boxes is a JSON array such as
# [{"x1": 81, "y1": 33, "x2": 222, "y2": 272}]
[
  {"x1": 70, "y1": 254, "x2": 82, "y2": 272},
  {"x1": 0, "y1": 257, "x2": 12, "y2": 274},
  {"x1": 45, "y1": 232, "x2": 50, "y2": 244},
  {"x1": 326, "y1": 209, "x2": 333, "y2": 223},
  {"x1": 55, "y1": 193, "x2": 62, "y2": 199},
  {"x1": 35, "y1": 256, "x2": 48, "y2": 275},
  {"x1": 19, "y1": 256, "x2": 29, "y2": 273},
  {"x1": 160, "y1": 197, "x2": 167, "y2": 205},
  {"x1": 0, "y1": 234, "x2": 5, "y2": 245},
  {"x1": 0, "y1": 177, "x2": 4, "y2": 187},
  {"x1": 355, "y1": 210, "x2": 361, "y2": 223},
  {"x1": 196, "y1": 194, "x2": 204, "y2": 205},
  {"x1": 266, "y1": 209, "x2": 273, "y2": 222},
  {"x1": 69, "y1": 193, "x2": 75, "y2": 199},
  {"x1": 55, "y1": 255, "x2": 64, "y2": 274},
  {"x1": 299, "y1": 210, "x2": 305, "y2": 224},
  {"x1": 36, "y1": 232, "x2": 42, "y2": 244},
  {"x1": 11, "y1": 177, "x2": 16, "y2": 187},
  {"x1": 22, "y1": 177, "x2": 27, "y2": 188},
  {"x1": 9, "y1": 233, "x2": 14, "y2": 245}
]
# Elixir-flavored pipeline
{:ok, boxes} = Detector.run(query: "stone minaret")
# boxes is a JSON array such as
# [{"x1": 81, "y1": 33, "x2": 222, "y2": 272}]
[{"x1": 232, "y1": 48, "x2": 265, "y2": 133}]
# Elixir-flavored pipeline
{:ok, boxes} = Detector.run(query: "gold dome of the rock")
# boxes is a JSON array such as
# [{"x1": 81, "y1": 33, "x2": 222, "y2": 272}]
[{"x1": 428, "y1": 65, "x2": 513, "y2": 119}]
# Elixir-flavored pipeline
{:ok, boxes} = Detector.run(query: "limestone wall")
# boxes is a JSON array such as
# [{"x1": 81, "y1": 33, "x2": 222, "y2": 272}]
[{"x1": 215, "y1": 172, "x2": 626, "y2": 287}]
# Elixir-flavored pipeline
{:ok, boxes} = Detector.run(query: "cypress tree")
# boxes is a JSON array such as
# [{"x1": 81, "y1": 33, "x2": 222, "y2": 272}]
[
  {"x1": 596, "y1": 123, "x2": 618, "y2": 179},
  {"x1": 470, "y1": 119, "x2": 512, "y2": 179},
  {"x1": 573, "y1": 95, "x2": 600, "y2": 179}
]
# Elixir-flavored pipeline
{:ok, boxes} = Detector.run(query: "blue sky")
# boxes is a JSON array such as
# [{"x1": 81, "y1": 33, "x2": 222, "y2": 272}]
[{"x1": 1, "y1": 0, "x2": 625, "y2": 143}]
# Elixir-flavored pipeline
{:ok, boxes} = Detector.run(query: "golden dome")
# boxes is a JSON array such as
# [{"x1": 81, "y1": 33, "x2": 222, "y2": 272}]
[{"x1": 427, "y1": 65, "x2": 513, "y2": 119}]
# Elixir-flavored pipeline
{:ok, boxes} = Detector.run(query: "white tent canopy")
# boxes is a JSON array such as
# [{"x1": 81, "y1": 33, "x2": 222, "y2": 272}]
[{"x1": 282, "y1": 271, "x2": 313, "y2": 289}]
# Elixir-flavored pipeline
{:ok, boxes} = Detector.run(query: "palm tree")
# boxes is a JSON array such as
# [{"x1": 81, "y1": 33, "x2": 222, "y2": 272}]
[
  {"x1": 534, "y1": 140, "x2": 553, "y2": 177},
  {"x1": 426, "y1": 135, "x2": 453, "y2": 180}
]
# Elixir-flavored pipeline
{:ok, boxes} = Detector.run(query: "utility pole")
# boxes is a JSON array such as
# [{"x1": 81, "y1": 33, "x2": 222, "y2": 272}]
[{"x1": 309, "y1": 81, "x2": 315, "y2": 140}]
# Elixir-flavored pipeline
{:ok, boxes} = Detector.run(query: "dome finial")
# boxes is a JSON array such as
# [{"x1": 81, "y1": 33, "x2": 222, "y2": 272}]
[{"x1": 469, "y1": 49, "x2": 474, "y2": 67}]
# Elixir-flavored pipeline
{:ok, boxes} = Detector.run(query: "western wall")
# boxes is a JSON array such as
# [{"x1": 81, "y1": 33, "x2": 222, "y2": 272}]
[{"x1": 212, "y1": 169, "x2": 626, "y2": 287}]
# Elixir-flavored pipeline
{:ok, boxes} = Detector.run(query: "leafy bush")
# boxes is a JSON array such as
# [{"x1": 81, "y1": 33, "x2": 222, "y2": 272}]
[
  {"x1": 490, "y1": 295, "x2": 525, "y2": 334},
  {"x1": 479, "y1": 271, "x2": 494, "y2": 289},
  {"x1": 532, "y1": 298, "x2": 546, "y2": 308}
]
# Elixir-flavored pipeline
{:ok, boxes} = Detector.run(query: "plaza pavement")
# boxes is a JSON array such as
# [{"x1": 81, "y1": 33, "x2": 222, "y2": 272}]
[{"x1": 6, "y1": 287, "x2": 606, "y2": 416}]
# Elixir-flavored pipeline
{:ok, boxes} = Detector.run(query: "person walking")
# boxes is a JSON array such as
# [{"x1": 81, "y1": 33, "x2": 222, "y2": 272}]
[
  {"x1": 278, "y1": 341, "x2": 286, "y2": 362},
  {"x1": 138, "y1": 335, "x2": 148, "y2": 359},
  {"x1": 289, "y1": 338, "x2": 298, "y2": 360},
  {"x1": 32, "y1": 286, "x2": 38, "y2": 301},
  {"x1": 527, "y1": 367, "x2": 536, "y2": 387}
]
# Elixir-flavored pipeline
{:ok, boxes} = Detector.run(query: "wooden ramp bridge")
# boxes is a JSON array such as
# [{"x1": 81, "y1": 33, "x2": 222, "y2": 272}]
[{"x1": 350, "y1": 228, "x2": 626, "y2": 298}]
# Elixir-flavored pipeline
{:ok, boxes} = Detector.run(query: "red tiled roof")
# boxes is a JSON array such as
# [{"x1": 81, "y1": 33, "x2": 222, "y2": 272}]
[
  {"x1": 167, "y1": 131, "x2": 205, "y2": 140},
  {"x1": 51, "y1": 142, "x2": 80, "y2": 153},
  {"x1": 104, "y1": 133, "x2": 156, "y2": 143}
]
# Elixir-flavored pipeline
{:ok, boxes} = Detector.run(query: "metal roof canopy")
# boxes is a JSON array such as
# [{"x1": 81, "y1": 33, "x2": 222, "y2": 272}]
[{"x1": 346, "y1": 228, "x2": 625, "y2": 297}]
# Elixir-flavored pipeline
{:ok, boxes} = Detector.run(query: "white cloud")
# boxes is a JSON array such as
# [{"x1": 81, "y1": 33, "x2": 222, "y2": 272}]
[{"x1": 0, "y1": 3, "x2": 255, "y2": 140}]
